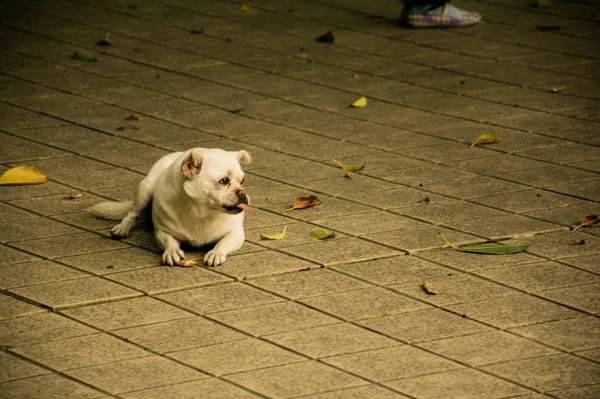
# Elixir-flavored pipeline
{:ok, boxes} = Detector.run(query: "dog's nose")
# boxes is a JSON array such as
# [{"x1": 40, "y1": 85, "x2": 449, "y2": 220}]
[{"x1": 236, "y1": 190, "x2": 247, "y2": 199}]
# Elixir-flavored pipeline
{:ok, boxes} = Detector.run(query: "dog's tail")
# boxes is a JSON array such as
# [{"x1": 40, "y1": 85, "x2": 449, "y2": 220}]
[{"x1": 87, "y1": 201, "x2": 133, "y2": 220}]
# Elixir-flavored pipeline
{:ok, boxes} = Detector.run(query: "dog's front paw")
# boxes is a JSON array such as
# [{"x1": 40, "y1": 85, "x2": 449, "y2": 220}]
[
  {"x1": 204, "y1": 250, "x2": 227, "y2": 267},
  {"x1": 162, "y1": 248, "x2": 185, "y2": 266},
  {"x1": 110, "y1": 221, "x2": 134, "y2": 239}
]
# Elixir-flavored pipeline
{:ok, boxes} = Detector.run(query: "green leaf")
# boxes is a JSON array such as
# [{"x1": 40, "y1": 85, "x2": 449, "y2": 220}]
[
  {"x1": 261, "y1": 226, "x2": 287, "y2": 240},
  {"x1": 457, "y1": 243, "x2": 527, "y2": 255},
  {"x1": 471, "y1": 133, "x2": 500, "y2": 148},
  {"x1": 312, "y1": 228, "x2": 336, "y2": 240},
  {"x1": 71, "y1": 51, "x2": 97, "y2": 62}
]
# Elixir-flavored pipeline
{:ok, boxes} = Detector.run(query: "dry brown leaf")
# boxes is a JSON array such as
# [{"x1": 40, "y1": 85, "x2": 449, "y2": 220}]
[
  {"x1": 573, "y1": 215, "x2": 599, "y2": 231},
  {"x1": 124, "y1": 115, "x2": 142, "y2": 121},
  {"x1": 67, "y1": 193, "x2": 84, "y2": 199},
  {"x1": 0, "y1": 166, "x2": 47, "y2": 185},
  {"x1": 422, "y1": 280, "x2": 439, "y2": 295},
  {"x1": 178, "y1": 259, "x2": 197, "y2": 267},
  {"x1": 316, "y1": 30, "x2": 335, "y2": 43},
  {"x1": 417, "y1": 197, "x2": 430, "y2": 204},
  {"x1": 551, "y1": 85, "x2": 566, "y2": 93},
  {"x1": 285, "y1": 195, "x2": 321, "y2": 211},
  {"x1": 352, "y1": 74, "x2": 360, "y2": 80}
]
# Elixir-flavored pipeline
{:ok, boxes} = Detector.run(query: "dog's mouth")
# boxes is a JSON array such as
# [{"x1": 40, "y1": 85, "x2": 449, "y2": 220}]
[{"x1": 222, "y1": 202, "x2": 249, "y2": 214}]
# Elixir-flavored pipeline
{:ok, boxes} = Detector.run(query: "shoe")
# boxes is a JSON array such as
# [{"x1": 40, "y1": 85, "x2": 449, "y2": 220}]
[{"x1": 400, "y1": 3, "x2": 481, "y2": 28}]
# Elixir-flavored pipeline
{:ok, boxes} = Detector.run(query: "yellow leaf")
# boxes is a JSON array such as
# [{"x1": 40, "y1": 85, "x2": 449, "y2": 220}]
[
  {"x1": 240, "y1": 4, "x2": 249, "y2": 12},
  {"x1": 261, "y1": 226, "x2": 288, "y2": 240},
  {"x1": 422, "y1": 280, "x2": 439, "y2": 295},
  {"x1": 551, "y1": 85, "x2": 566, "y2": 93},
  {"x1": 284, "y1": 196, "x2": 321, "y2": 211},
  {"x1": 67, "y1": 192, "x2": 84, "y2": 199},
  {"x1": 177, "y1": 259, "x2": 197, "y2": 267},
  {"x1": 312, "y1": 228, "x2": 336, "y2": 240},
  {"x1": 351, "y1": 96, "x2": 367, "y2": 108},
  {"x1": 0, "y1": 166, "x2": 47, "y2": 185},
  {"x1": 471, "y1": 134, "x2": 500, "y2": 148},
  {"x1": 332, "y1": 159, "x2": 364, "y2": 172}
]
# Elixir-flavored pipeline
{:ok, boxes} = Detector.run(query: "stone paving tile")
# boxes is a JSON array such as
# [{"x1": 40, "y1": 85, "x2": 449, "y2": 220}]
[
  {"x1": 0, "y1": 202, "x2": 37, "y2": 222},
  {"x1": 0, "y1": 293, "x2": 46, "y2": 321},
  {"x1": 418, "y1": 331, "x2": 559, "y2": 367},
  {"x1": 61, "y1": 297, "x2": 193, "y2": 331},
  {"x1": 104, "y1": 266, "x2": 232, "y2": 295},
  {"x1": 510, "y1": 316, "x2": 600, "y2": 352},
  {"x1": 9, "y1": 232, "x2": 131, "y2": 259},
  {"x1": 324, "y1": 345, "x2": 462, "y2": 382},
  {"x1": 475, "y1": 261, "x2": 600, "y2": 293},
  {"x1": 247, "y1": 268, "x2": 370, "y2": 299},
  {"x1": 208, "y1": 301, "x2": 339, "y2": 337},
  {"x1": 11, "y1": 332, "x2": 150, "y2": 371},
  {"x1": 311, "y1": 211, "x2": 429, "y2": 236},
  {"x1": 57, "y1": 247, "x2": 161, "y2": 275},
  {"x1": 0, "y1": 216, "x2": 81, "y2": 243},
  {"x1": 300, "y1": 287, "x2": 431, "y2": 321},
  {"x1": 121, "y1": 378, "x2": 263, "y2": 399},
  {"x1": 446, "y1": 294, "x2": 584, "y2": 329},
  {"x1": 537, "y1": 283, "x2": 600, "y2": 314},
  {"x1": 65, "y1": 355, "x2": 207, "y2": 395},
  {"x1": 0, "y1": 312, "x2": 96, "y2": 348},
  {"x1": 417, "y1": 247, "x2": 545, "y2": 272},
  {"x1": 391, "y1": 200, "x2": 509, "y2": 225},
  {"x1": 560, "y1": 254, "x2": 600, "y2": 274},
  {"x1": 300, "y1": 385, "x2": 410, "y2": 399},
  {"x1": 246, "y1": 222, "x2": 349, "y2": 250},
  {"x1": 169, "y1": 338, "x2": 306, "y2": 376},
  {"x1": 113, "y1": 317, "x2": 246, "y2": 355},
  {"x1": 424, "y1": 175, "x2": 531, "y2": 199},
  {"x1": 0, "y1": 181, "x2": 74, "y2": 201},
  {"x1": 0, "y1": 351, "x2": 49, "y2": 383},
  {"x1": 0, "y1": 244, "x2": 40, "y2": 265},
  {"x1": 549, "y1": 385, "x2": 600, "y2": 399},
  {"x1": 358, "y1": 308, "x2": 492, "y2": 344},
  {"x1": 212, "y1": 250, "x2": 321, "y2": 280},
  {"x1": 0, "y1": 260, "x2": 86, "y2": 289},
  {"x1": 0, "y1": 374, "x2": 106, "y2": 399},
  {"x1": 9, "y1": 276, "x2": 141, "y2": 310},
  {"x1": 225, "y1": 361, "x2": 368, "y2": 398},
  {"x1": 8, "y1": 192, "x2": 112, "y2": 216},
  {"x1": 469, "y1": 189, "x2": 586, "y2": 214},
  {"x1": 385, "y1": 368, "x2": 532, "y2": 399},
  {"x1": 389, "y1": 273, "x2": 520, "y2": 306},
  {"x1": 526, "y1": 230, "x2": 600, "y2": 259},
  {"x1": 157, "y1": 282, "x2": 285, "y2": 315},
  {"x1": 449, "y1": 214, "x2": 564, "y2": 239},
  {"x1": 264, "y1": 322, "x2": 398, "y2": 359},
  {"x1": 481, "y1": 354, "x2": 600, "y2": 392}
]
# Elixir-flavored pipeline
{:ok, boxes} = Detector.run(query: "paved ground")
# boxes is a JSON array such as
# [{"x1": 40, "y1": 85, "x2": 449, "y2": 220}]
[{"x1": 1, "y1": 0, "x2": 599, "y2": 397}]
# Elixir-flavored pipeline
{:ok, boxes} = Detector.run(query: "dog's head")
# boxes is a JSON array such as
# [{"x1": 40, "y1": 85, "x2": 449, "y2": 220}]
[{"x1": 180, "y1": 148, "x2": 252, "y2": 214}]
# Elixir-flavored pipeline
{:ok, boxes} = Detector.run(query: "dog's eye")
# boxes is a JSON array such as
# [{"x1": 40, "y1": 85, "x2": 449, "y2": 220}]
[{"x1": 219, "y1": 177, "x2": 230, "y2": 185}]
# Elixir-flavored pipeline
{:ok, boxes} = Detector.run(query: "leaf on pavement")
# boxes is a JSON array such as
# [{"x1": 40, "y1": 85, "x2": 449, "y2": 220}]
[
  {"x1": 351, "y1": 96, "x2": 367, "y2": 108},
  {"x1": 178, "y1": 259, "x2": 197, "y2": 267},
  {"x1": 332, "y1": 159, "x2": 364, "y2": 172},
  {"x1": 573, "y1": 215, "x2": 599, "y2": 231},
  {"x1": 0, "y1": 166, "x2": 47, "y2": 185},
  {"x1": 97, "y1": 32, "x2": 112, "y2": 46},
  {"x1": 471, "y1": 133, "x2": 500, "y2": 148},
  {"x1": 240, "y1": 4, "x2": 249, "y2": 12},
  {"x1": 312, "y1": 228, "x2": 336, "y2": 240},
  {"x1": 71, "y1": 51, "x2": 98, "y2": 62},
  {"x1": 551, "y1": 85, "x2": 566, "y2": 93},
  {"x1": 439, "y1": 232, "x2": 527, "y2": 255},
  {"x1": 422, "y1": 280, "x2": 439, "y2": 295},
  {"x1": 124, "y1": 115, "x2": 142, "y2": 121},
  {"x1": 261, "y1": 226, "x2": 287, "y2": 240},
  {"x1": 67, "y1": 192, "x2": 84, "y2": 199},
  {"x1": 285, "y1": 195, "x2": 321, "y2": 211},
  {"x1": 315, "y1": 30, "x2": 335, "y2": 43}
]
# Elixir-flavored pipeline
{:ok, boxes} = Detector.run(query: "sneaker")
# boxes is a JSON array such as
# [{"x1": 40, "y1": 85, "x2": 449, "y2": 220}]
[{"x1": 400, "y1": 3, "x2": 482, "y2": 28}]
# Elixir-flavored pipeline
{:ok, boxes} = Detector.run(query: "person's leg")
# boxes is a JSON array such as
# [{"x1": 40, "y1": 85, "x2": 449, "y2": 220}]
[{"x1": 400, "y1": 1, "x2": 481, "y2": 28}]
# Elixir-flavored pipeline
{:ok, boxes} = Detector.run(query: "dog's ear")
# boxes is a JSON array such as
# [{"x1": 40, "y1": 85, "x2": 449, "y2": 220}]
[
  {"x1": 236, "y1": 150, "x2": 252, "y2": 165},
  {"x1": 181, "y1": 150, "x2": 203, "y2": 178}
]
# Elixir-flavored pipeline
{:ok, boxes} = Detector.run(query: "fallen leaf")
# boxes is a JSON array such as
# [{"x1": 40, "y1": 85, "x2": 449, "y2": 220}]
[
  {"x1": 240, "y1": 4, "x2": 249, "y2": 12},
  {"x1": 285, "y1": 195, "x2": 321, "y2": 211},
  {"x1": 178, "y1": 259, "x2": 196, "y2": 267},
  {"x1": 124, "y1": 115, "x2": 142, "y2": 121},
  {"x1": 312, "y1": 228, "x2": 336, "y2": 240},
  {"x1": 116, "y1": 126, "x2": 139, "y2": 131},
  {"x1": 97, "y1": 32, "x2": 112, "y2": 46},
  {"x1": 471, "y1": 133, "x2": 500, "y2": 148},
  {"x1": 261, "y1": 226, "x2": 287, "y2": 240},
  {"x1": 551, "y1": 85, "x2": 566, "y2": 93},
  {"x1": 422, "y1": 280, "x2": 439, "y2": 295},
  {"x1": 332, "y1": 159, "x2": 364, "y2": 172},
  {"x1": 537, "y1": 25, "x2": 561, "y2": 31},
  {"x1": 572, "y1": 239, "x2": 586, "y2": 246},
  {"x1": 573, "y1": 215, "x2": 599, "y2": 231},
  {"x1": 352, "y1": 74, "x2": 360, "y2": 79},
  {"x1": 351, "y1": 96, "x2": 367, "y2": 108},
  {"x1": 0, "y1": 166, "x2": 47, "y2": 185},
  {"x1": 417, "y1": 197, "x2": 430, "y2": 204},
  {"x1": 190, "y1": 29, "x2": 204, "y2": 34},
  {"x1": 439, "y1": 233, "x2": 527, "y2": 255},
  {"x1": 344, "y1": 172, "x2": 352, "y2": 179},
  {"x1": 71, "y1": 51, "x2": 97, "y2": 62},
  {"x1": 67, "y1": 193, "x2": 84, "y2": 199},
  {"x1": 316, "y1": 30, "x2": 335, "y2": 43}
]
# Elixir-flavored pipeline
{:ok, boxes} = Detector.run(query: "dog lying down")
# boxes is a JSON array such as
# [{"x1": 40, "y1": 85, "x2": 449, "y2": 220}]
[{"x1": 88, "y1": 148, "x2": 252, "y2": 266}]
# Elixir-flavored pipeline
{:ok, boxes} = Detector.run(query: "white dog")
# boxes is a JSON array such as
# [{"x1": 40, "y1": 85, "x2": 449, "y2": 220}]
[{"x1": 88, "y1": 148, "x2": 252, "y2": 266}]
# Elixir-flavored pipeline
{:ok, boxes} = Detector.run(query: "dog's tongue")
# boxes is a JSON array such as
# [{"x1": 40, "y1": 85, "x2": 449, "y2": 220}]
[{"x1": 236, "y1": 203, "x2": 250, "y2": 211}]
